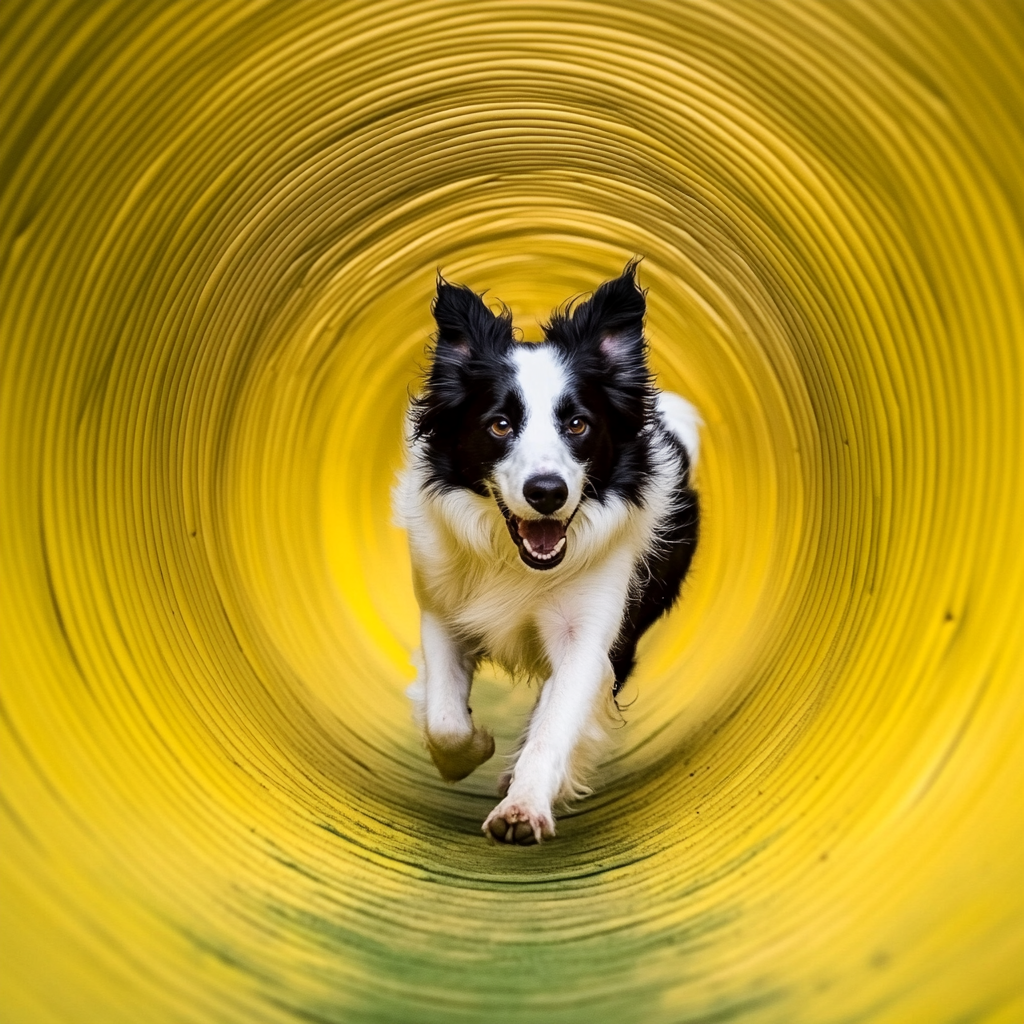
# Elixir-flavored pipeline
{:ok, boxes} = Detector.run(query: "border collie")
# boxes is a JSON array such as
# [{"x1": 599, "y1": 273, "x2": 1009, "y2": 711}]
[{"x1": 394, "y1": 262, "x2": 700, "y2": 844}]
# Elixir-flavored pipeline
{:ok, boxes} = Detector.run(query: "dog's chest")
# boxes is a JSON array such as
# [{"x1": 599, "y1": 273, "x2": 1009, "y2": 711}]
[{"x1": 442, "y1": 558, "x2": 562, "y2": 677}]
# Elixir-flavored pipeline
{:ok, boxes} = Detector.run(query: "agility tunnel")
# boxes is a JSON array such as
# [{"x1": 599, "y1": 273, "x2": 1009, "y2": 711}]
[{"x1": 1, "y1": 2, "x2": 1021, "y2": 1022}]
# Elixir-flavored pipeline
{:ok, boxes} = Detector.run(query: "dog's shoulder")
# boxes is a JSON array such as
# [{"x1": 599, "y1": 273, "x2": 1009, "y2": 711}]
[
  {"x1": 606, "y1": 395, "x2": 700, "y2": 693},
  {"x1": 654, "y1": 391, "x2": 701, "y2": 472}
]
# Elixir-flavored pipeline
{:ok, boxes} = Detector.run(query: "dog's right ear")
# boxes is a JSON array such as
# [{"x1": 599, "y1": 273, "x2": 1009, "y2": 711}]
[
  {"x1": 432, "y1": 278, "x2": 513, "y2": 359},
  {"x1": 414, "y1": 279, "x2": 513, "y2": 439}
]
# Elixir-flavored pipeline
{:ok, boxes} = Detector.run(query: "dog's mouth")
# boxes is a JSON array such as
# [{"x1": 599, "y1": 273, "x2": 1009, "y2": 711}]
[
  {"x1": 506, "y1": 515, "x2": 569, "y2": 570},
  {"x1": 494, "y1": 494, "x2": 578, "y2": 571}
]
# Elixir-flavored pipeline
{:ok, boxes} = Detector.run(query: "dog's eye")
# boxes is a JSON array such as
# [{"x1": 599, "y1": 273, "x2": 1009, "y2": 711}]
[
  {"x1": 566, "y1": 417, "x2": 588, "y2": 435},
  {"x1": 489, "y1": 418, "x2": 512, "y2": 437}
]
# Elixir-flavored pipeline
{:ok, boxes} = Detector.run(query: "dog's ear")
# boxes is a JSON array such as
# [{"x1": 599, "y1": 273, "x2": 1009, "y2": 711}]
[
  {"x1": 584, "y1": 260, "x2": 647, "y2": 364},
  {"x1": 432, "y1": 278, "x2": 513, "y2": 358},
  {"x1": 545, "y1": 259, "x2": 646, "y2": 364},
  {"x1": 545, "y1": 260, "x2": 652, "y2": 434},
  {"x1": 413, "y1": 278, "x2": 514, "y2": 439}
]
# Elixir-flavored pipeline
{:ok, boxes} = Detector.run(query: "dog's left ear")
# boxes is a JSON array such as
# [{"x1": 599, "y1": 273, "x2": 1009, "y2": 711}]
[
  {"x1": 545, "y1": 259, "x2": 647, "y2": 364},
  {"x1": 545, "y1": 261, "x2": 653, "y2": 434},
  {"x1": 591, "y1": 260, "x2": 647, "y2": 364}
]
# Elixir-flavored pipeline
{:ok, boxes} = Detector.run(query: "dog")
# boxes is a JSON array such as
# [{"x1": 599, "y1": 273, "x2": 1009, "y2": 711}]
[{"x1": 393, "y1": 261, "x2": 700, "y2": 844}]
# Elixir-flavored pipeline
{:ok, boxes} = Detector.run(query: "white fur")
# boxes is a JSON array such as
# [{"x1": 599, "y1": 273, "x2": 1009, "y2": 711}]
[
  {"x1": 492, "y1": 347, "x2": 585, "y2": 521},
  {"x1": 394, "y1": 364, "x2": 700, "y2": 842},
  {"x1": 657, "y1": 391, "x2": 702, "y2": 470}
]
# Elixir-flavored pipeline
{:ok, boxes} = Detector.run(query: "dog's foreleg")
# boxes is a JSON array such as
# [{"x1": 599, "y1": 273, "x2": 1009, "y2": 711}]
[
  {"x1": 483, "y1": 560, "x2": 630, "y2": 843},
  {"x1": 414, "y1": 611, "x2": 494, "y2": 782}
]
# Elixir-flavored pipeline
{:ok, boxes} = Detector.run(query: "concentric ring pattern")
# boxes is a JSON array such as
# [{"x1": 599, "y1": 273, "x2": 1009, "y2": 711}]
[{"x1": 1, "y1": 2, "x2": 1021, "y2": 1022}]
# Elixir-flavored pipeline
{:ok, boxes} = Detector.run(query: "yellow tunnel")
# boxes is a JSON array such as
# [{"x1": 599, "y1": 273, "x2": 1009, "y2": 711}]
[{"x1": 1, "y1": 2, "x2": 1021, "y2": 1021}]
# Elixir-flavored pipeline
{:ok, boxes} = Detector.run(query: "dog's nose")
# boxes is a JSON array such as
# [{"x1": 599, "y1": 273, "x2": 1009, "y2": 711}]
[{"x1": 523, "y1": 474, "x2": 568, "y2": 515}]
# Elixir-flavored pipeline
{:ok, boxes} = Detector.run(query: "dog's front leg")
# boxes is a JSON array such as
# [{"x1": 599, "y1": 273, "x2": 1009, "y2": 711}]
[
  {"x1": 483, "y1": 565, "x2": 628, "y2": 844},
  {"x1": 413, "y1": 611, "x2": 494, "y2": 782},
  {"x1": 482, "y1": 643, "x2": 613, "y2": 844}
]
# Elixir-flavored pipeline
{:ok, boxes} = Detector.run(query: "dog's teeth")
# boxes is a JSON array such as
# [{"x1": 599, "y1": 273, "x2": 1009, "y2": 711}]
[{"x1": 522, "y1": 535, "x2": 565, "y2": 561}]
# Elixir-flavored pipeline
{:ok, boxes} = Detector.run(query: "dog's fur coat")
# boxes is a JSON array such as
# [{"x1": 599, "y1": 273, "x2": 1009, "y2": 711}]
[{"x1": 393, "y1": 263, "x2": 700, "y2": 844}]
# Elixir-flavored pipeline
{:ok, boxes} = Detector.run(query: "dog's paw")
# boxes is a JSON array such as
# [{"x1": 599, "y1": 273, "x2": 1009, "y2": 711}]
[
  {"x1": 482, "y1": 795, "x2": 556, "y2": 845},
  {"x1": 426, "y1": 727, "x2": 495, "y2": 782}
]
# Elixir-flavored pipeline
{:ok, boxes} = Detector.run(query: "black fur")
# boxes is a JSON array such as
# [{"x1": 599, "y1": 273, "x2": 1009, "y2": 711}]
[
  {"x1": 544, "y1": 259, "x2": 655, "y2": 440},
  {"x1": 412, "y1": 280, "x2": 521, "y2": 496},
  {"x1": 543, "y1": 261, "x2": 657, "y2": 507},
  {"x1": 610, "y1": 434, "x2": 699, "y2": 696}
]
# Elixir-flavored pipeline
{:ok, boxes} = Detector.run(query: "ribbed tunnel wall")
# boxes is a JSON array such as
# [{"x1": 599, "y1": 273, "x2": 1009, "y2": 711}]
[{"x1": 1, "y1": 2, "x2": 1021, "y2": 1022}]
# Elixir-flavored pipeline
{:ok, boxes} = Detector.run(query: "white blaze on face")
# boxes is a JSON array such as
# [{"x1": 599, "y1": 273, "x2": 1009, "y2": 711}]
[{"x1": 493, "y1": 345, "x2": 586, "y2": 520}]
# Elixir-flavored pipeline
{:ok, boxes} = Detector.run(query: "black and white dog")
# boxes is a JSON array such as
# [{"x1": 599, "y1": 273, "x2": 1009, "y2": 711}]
[{"x1": 394, "y1": 262, "x2": 700, "y2": 844}]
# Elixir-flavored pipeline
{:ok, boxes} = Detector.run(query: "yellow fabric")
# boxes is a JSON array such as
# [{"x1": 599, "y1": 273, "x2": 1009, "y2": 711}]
[{"x1": 1, "y1": 2, "x2": 1021, "y2": 1021}]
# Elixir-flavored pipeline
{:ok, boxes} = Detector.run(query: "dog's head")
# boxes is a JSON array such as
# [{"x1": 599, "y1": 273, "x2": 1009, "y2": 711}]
[{"x1": 412, "y1": 261, "x2": 655, "y2": 570}]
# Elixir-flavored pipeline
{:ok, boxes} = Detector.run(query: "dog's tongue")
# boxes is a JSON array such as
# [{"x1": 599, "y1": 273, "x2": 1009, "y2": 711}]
[{"x1": 517, "y1": 518, "x2": 565, "y2": 555}]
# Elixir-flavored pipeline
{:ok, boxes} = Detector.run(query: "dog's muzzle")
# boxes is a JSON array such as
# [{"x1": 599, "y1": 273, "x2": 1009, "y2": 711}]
[{"x1": 496, "y1": 497, "x2": 577, "y2": 571}]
